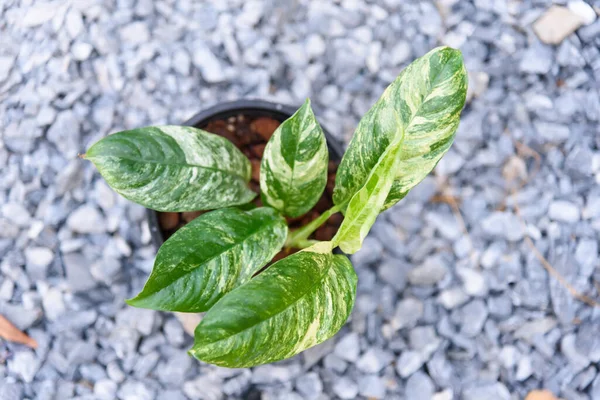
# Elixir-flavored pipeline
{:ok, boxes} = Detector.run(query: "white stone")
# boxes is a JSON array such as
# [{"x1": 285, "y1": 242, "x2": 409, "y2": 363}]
[
  {"x1": 366, "y1": 41, "x2": 382, "y2": 73},
  {"x1": 548, "y1": 200, "x2": 580, "y2": 223},
  {"x1": 65, "y1": 8, "x2": 84, "y2": 38},
  {"x1": 332, "y1": 377, "x2": 358, "y2": 399},
  {"x1": 433, "y1": 389, "x2": 454, "y2": 400},
  {"x1": 8, "y1": 351, "x2": 39, "y2": 383},
  {"x1": 94, "y1": 379, "x2": 118, "y2": 400},
  {"x1": 21, "y1": 3, "x2": 57, "y2": 27},
  {"x1": 358, "y1": 375, "x2": 386, "y2": 399},
  {"x1": 63, "y1": 253, "x2": 97, "y2": 293},
  {"x1": 435, "y1": 150, "x2": 465, "y2": 176},
  {"x1": 118, "y1": 381, "x2": 155, "y2": 400},
  {"x1": 463, "y1": 383, "x2": 510, "y2": 400},
  {"x1": 41, "y1": 286, "x2": 66, "y2": 321},
  {"x1": 135, "y1": 0, "x2": 154, "y2": 17},
  {"x1": 334, "y1": 332, "x2": 360, "y2": 362},
  {"x1": 66, "y1": 205, "x2": 107, "y2": 234},
  {"x1": 390, "y1": 41, "x2": 411, "y2": 65},
  {"x1": 466, "y1": 71, "x2": 489, "y2": 102},
  {"x1": 562, "y1": 334, "x2": 590, "y2": 373},
  {"x1": 0, "y1": 55, "x2": 15, "y2": 83},
  {"x1": 481, "y1": 211, "x2": 523, "y2": 242},
  {"x1": 533, "y1": 6, "x2": 583, "y2": 45},
  {"x1": 519, "y1": 43, "x2": 554, "y2": 74},
  {"x1": 391, "y1": 298, "x2": 424, "y2": 331},
  {"x1": 499, "y1": 345, "x2": 520, "y2": 369},
  {"x1": 237, "y1": 0, "x2": 264, "y2": 26},
  {"x1": 306, "y1": 34, "x2": 326, "y2": 59},
  {"x1": 72, "y1": 42, "x2": 94, "y2": 61},
  {"x1": 516, "y1": 356, "x2": 533, "y2": 381},
  {"x1": 568, "y1": 1, "x2": 597, "y2": 25},
  {"x1": 514, "y1": 317, "x2": 557, "y2": 340},
  {"x1": 25, "y1": 247, "x2": 54, "y2": 269},
  {"x1": 356, "y1": 348, "x2": 393, "y2": 374},
  {"x1": 396, "y1": 351, "x2": 424, "y2": 378},
  {"x1": 425, "y1": 212, "x2": 461, "y2": 241},
  {"x1": 47, "y1": 110, "x2": 81, "y2": 157},
  {"x1": 36, "y1": 106, "x2": 57, "y2": 126},
  {"x1": 1, "y1": 203, "x2": 31, "y2": 227},
  {"x1": 119, "y1": 22, "x2": 150, "y2": 46},
  {"x1": 457, "y1": 266, "x2": 488, "y2": 296},
  {"x1": 94, "y1": 180, "x2": 116, "y2": 211},
  {"x1": 172, "y1": 48, "x2": 191, "y2": 76},
  {"x1": 0, "y1": 280, "x2": 14, "y2": 300},
  {"x1": 534, "y1": 121, "x2": 570, "y2": 143},
  {"x1": 192, "y1": 44, "x2": 227, "y2": 83},
  {"x1": 295, "y1": 372, "x2": 322, "y2": 400},
  {"x1": 408, "y1": 258, "x2": 447, "y2": 286},
  {"x1": 183, "y1": 376, "x2": 222, "y2": 400},
  {"x1": 438, "y1": 287, "x2": 469, "y2": 309},
  {"x1": 481, "y1": 243, "x2": 504, "y2": 269}
]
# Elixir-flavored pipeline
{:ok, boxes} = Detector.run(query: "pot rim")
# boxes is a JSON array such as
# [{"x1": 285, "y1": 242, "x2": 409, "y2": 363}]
[{"x1": 147, "y1": 99, "x2": 344, "y2": 250}]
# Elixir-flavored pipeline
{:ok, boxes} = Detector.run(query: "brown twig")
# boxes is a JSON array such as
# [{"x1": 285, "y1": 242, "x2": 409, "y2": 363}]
[
  {"x1": 508, "y1": 139, "x2": 600, "y2": 308},
  {"x1": 430, "y1": 194, "x2": 462, "y2": 205},
  {"x1": 0, "y1": 315, "x2": 38, "y2": 349},
  {"x1": 513, "y1": 201, "x2": 600, "y2": 308}
]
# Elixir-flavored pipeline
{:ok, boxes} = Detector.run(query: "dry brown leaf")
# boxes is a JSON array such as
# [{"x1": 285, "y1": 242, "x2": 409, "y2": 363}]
[
  {"x1": 525, "y1": 389, "x2": 558, "y2": 400},
  {"x1": 0, "y1": 315, "x2": 38, "y2": 349}
]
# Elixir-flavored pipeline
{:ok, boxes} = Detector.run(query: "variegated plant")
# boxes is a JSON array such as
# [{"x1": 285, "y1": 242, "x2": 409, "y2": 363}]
[{"x1": 84, "y1": 47, "x2": 467, "y2": 368}]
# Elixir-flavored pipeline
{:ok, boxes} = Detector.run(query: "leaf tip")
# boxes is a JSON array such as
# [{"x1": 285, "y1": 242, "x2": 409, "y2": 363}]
[
  {"x1": 435, "y1": 44, "x2": 462, "y2": 55},
  {"x1": 124, "y1": 295, "x2": 146, "y2": 308}
]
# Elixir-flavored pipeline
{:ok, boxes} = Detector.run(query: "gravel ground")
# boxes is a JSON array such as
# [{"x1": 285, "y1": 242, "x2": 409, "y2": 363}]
[{"x1": 1, "y1": 0, "x2": 600, "y2": 399}]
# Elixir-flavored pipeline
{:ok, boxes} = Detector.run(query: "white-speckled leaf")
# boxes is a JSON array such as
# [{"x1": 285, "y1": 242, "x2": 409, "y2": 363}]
[
  {"x1": 260, "y1": 99, "x2": 328, "y2": 217},
  {"x1": 85, "y1": 126, "x2": 256, "y2": 212},
  {"x1": 332, "y1": 132, "x2": 403, "y2": 254},
  {"x1": 189, "y1": 243, "x2": 357, "y2": 368},
  {"x1": 126, "y1": 207, "x2": 287, "y2": 312},
  {"x1": 333, "y1": 46, "x2": 467, "y2": 211}
]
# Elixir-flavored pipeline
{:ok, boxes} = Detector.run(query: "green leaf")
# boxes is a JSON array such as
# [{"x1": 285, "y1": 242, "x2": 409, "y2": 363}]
[
  {"x1": 333, "y1": 46, "x2": 467, "y2": 211},
  {"x1": 189, "y1": 242, "x2": 357, "y2": 368},
  {"x1": 260, "y1": 99, "x2": 328, "y2": 217},
  {"x1": 332, "y1": 125, "x2": 403, "y2": 254},
  {"x1": 85, "y1": 126, "x2": 256, "y2": 212},
  {"x1": 126, "y1": 207, "x2": 287, "y2": 312}
]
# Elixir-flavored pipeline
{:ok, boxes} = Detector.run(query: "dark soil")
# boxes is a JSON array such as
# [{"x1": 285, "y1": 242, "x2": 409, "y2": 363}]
[{"x1": 156, "y1": 114, "x2": 342, "y2": 262}]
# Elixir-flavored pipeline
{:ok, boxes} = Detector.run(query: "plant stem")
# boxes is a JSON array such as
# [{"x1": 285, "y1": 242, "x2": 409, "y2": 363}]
[
  {"x1": 292, "y1": 239, "x2": 320, "y2": 249},
  {"x1": 285, "y1": 204, "x2": 342, "y2": 249}
]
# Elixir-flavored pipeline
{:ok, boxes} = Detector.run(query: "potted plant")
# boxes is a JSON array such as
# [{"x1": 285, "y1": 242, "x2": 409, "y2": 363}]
[
  {"x1": 83, "y1": 46, "x2": 467, "y2": 368},
  {"x1": 145, "y1": 99, "x2": 345, "y2": 253}
]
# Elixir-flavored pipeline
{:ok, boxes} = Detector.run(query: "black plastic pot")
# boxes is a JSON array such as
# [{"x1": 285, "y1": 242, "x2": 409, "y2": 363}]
[{"x1": 147, "y1": 99, "x2": 344, "y2": 250}]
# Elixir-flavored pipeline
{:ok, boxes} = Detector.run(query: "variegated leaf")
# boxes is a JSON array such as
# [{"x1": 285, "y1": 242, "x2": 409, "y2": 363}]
[
  {"x1": 126, "y1": 207, "x2": 287, "y2": 312},
  {"x1": 332, "y1": 132, "x2": 403, "y2": 254},
  {"x1": 85, "y1": 126, "x2": 256, "y2": 212},
  {"x1": 333, "y1": 46, "x2": 467, "y2": 211},
  {"x1": 189, "y1": 242, "x2": 357, "y2": 368},
  {"x1": 260, "y1": 99, "x2": 328, "y2": 217}
]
